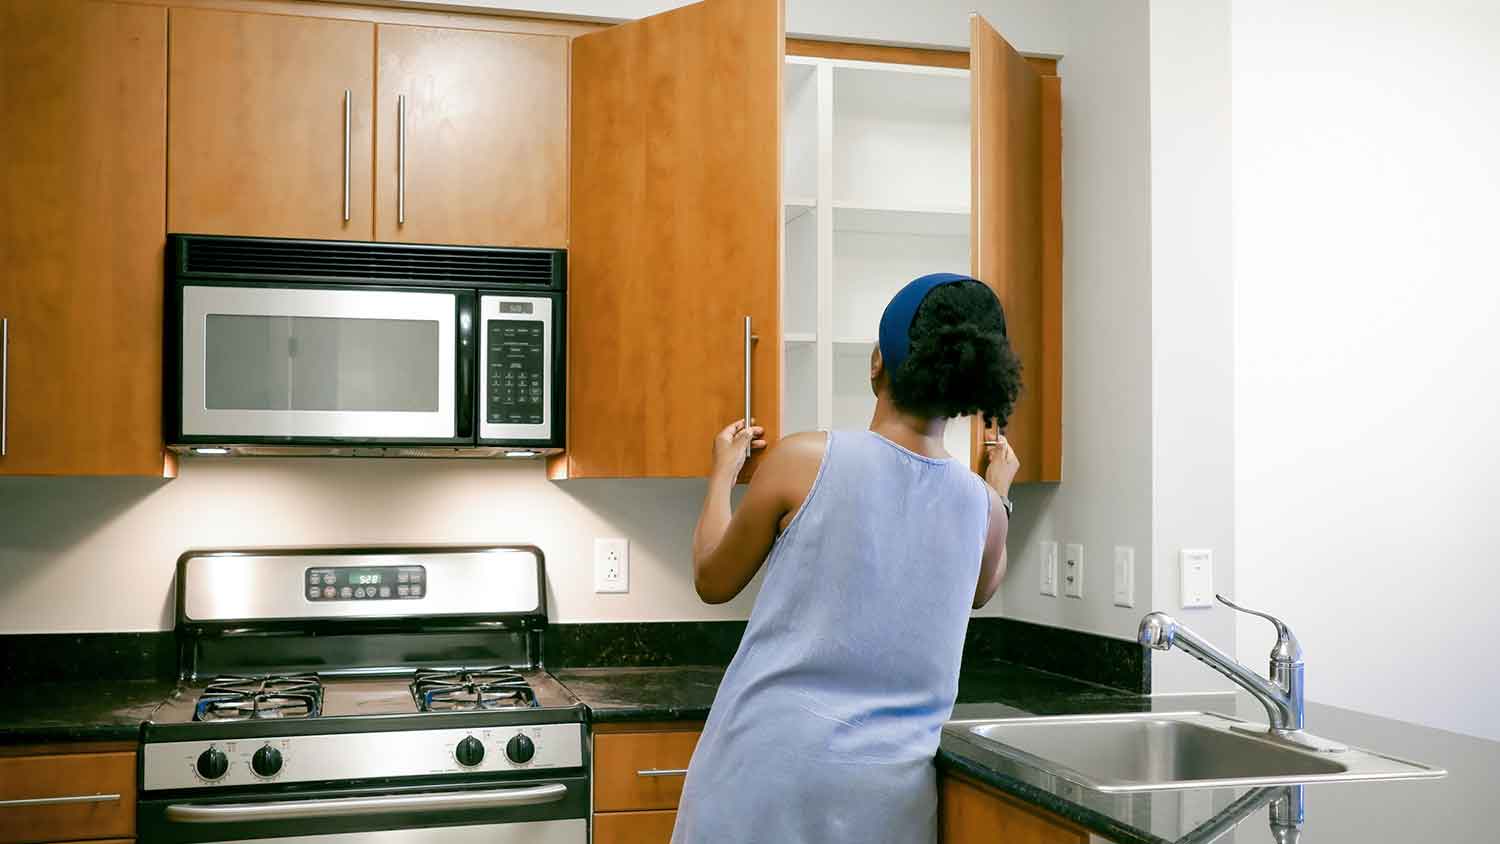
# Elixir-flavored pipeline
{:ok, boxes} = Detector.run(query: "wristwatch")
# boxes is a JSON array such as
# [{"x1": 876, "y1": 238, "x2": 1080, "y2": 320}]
[{"x1": 998, "y1": 495, "x2": 1014, "y2": 518}]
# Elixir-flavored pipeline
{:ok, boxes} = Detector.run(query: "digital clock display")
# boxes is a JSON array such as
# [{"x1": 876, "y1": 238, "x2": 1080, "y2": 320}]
[{"x1": 305, "y1": 565, "x2": 424, "y2": 601}]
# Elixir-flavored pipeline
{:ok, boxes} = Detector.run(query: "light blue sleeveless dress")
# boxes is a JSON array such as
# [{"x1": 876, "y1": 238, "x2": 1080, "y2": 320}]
[{"x1": 671, "y1": 429, "x2": 991, "y2": 844}]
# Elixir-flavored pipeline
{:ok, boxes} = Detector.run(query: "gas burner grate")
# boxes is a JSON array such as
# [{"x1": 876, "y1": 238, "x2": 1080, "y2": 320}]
[
  {"x1": 193, "y1": 673, "x2": 324, "y2": 722},
  {"x1": 411, "y1": 667, "x2": 537, "y2": 712}
]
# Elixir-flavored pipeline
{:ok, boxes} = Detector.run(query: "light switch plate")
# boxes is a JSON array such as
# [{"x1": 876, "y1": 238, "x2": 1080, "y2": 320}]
[
  {"x1": 1112, "y1": 546, "x2": 1135, "y2": 608},
  {"x1": 1040, "y1": 541, "x2": 1059, "y2": 597},
  {"x1": 1063, "y1": 543, "x2": 1084, "y2": 598},
  {"x1": 1180, "y1": 548, "x2": 1213, "y2": 608},
  {"x1": 594, "y1": 538, "x2": 629, "y2": 594}
]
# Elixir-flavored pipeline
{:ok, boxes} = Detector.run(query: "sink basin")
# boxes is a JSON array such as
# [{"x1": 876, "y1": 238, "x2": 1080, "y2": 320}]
[{"x1": 945, "y1": 711, "x2": 1444, "y2": 793}]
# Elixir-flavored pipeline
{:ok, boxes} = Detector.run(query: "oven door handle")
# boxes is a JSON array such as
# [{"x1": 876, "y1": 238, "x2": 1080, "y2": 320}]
[{"x1": 164, "y1": 783, "x2": 568, "y2": 824}]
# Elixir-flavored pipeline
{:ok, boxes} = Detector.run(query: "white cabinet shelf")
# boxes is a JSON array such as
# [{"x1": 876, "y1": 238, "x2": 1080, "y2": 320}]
[{"x1": 779, "y1": 55, "x2": 973, "y2": 459}]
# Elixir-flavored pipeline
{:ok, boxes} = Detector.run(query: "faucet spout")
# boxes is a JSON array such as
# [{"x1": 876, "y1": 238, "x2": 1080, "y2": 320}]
[{"x1": 1139, "y1": 611, "x2": 1301, "y2": 732}]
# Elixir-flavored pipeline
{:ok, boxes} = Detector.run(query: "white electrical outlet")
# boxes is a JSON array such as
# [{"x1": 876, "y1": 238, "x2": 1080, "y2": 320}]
[
  {"x1": 1063, "y1": 543, "x2": 1084, "y2": 598},
  {"x1": 1180, "y1": 548, "x2": 1213, "y2": 608},
  {"x1": 1040, "y1": 541, "x2": 1059, "y2": 597},
  {"x1": 594, "y1": 538, "x2": 629, "y2": 594},
  {"x1": 1113, "y1": 546, "x2": 1135, "y2": 608}
]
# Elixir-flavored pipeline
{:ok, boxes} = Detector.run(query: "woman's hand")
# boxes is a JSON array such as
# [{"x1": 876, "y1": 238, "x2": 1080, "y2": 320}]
[
  {"x1": 981, "y1": 435, "x2": 1021, "y2": 497},
  {"x1": 712, "y1": 418, "x2": 767, "y2": 481}
]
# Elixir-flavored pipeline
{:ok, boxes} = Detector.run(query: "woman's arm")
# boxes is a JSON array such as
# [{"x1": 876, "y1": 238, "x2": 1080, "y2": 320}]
[
  {"x1": 692, "y1": 422, "x2": 823, "y2": 604},
  {"x1": 973, "y1": 436, "x2": 1021, "y2": 609}
]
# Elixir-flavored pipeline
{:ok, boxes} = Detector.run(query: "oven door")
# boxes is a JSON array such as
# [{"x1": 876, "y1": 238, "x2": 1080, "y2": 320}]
[
  {"x1": 177, "y1": 285, "x2": 468, "y2": 443},
  {"x1": 140, "y1": 776, "x2": 588, "y2": 843}
]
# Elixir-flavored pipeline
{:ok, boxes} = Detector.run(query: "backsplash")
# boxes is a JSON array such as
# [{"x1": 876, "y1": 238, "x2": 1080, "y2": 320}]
[{"x1": 0, "y1": 458, "x2": 757, "y2": 632}]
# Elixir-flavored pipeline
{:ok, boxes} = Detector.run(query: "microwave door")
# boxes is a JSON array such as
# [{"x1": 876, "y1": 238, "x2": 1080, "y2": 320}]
[
  {"x1": 180, "y1": 286, "x2": 459, "y2": 441},
  {"x1": 479, "y1": 296, "x2": 553, "y2": 444}
]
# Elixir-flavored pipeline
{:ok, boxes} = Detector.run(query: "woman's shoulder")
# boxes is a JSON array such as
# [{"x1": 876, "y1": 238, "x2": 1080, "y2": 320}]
[{"x1": 765, "y1": 430, "x2": 830, "y2": 468}]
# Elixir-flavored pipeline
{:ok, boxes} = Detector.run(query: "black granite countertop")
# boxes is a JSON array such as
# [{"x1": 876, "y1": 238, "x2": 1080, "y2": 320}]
[
  {"x1": 553, "y1": 664, "x2": 1496, "y2": 844},
  {"x1": 0, "y1": 679, "x2": 174, "y2": 745}
]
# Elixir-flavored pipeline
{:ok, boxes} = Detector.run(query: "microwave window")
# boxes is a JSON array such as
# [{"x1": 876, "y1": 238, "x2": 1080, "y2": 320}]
[{"x1": 204, "y1": 315, "x2": 440, "y2": 412}]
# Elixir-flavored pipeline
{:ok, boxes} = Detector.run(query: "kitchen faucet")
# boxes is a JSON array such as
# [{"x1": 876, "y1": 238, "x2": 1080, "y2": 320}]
[{"x1": 1138, "y1": 595, "x2": 1344, "y2": 752}]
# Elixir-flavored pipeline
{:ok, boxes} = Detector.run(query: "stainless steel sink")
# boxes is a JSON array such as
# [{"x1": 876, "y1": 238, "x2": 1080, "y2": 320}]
[{"x1": 944, "y1": 711, "x2": 1444, "y2": 793}]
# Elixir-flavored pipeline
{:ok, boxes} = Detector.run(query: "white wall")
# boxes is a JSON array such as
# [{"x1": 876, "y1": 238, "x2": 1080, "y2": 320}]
[
  {"x1": 1147, "y1": 0, "x2": 1235, "y2": 693},
  {"x1": 989, "y1": 0, "x2": 1155, "y2": 644},
  {"x1": 0, "y1": 0, "x2": 1158, "y2": 644},
  {"x1": 1233, "y1": 0, "x2": 1500, "y2": 739}
]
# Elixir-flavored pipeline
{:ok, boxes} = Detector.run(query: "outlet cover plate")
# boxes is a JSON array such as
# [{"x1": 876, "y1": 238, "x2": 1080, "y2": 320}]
[
  {"x1": 594, "y1": 537, "x2": 629, "y2": 594},
  {"x1": 1063, "y1": 543, "x2": 1084, "y2": 599},
  {"x1": 1113, "y1": 546, "x2": 1135, "y2": 608},
  {"x1": 1180, "y1": 548, "x2": 1213, "y2": 608},
  {"x1": 1040, "y1": 541, "x2": 1059, "y2": 596}
]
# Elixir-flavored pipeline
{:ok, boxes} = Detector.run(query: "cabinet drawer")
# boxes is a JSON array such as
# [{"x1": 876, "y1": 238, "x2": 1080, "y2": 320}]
[
  {"x1": 594, "y1": 731, "x2": 701, "y2": 812},
  {"x1": 594, "y1": 810, "x2": 677, "y2": 844},
  {"x1": 0, "y1": 752, "x2": 136, "y2": 844}
]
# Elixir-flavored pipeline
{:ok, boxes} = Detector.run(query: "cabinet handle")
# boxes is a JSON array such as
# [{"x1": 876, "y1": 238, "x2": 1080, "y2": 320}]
[
  {"x1": 0, "y1": 793, "x2": 121, "y2": 808},
  {"x1": 342, "y1": 89, "x2": 351, "y2": 223},
  {"x1": 398, "y1": 94, "x2": 407, "y2": 225},
  {"x1": 636, "y1": 769, "x2": 689, "y2": 778},
  {"x1": 1, "y1": 316, "x2": 7, "y2": 457},
  {"x1": 743, "y1": 315, "x2": 753, "y2": 458}
]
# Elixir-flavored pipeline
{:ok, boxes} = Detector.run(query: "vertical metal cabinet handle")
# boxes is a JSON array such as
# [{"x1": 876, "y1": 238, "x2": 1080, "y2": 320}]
[
  {"x1": 0, "y1": 793, "x2": 121, "y2": 807},
  {"x1": 398, "y1": 94, "x2": 407, "y2": 225},
  {"x1": 342, "y1": 89, "x2": 351, "y2": 222},
  {"x1": 743, "y1": 315, "x2": 753, "y2": 457},
  {"x1": 636, "y1": 768, "x2": 689, "y2": 777},
  {"x1": 1, "y1": 316, "x2": 7, "y2": 457}
]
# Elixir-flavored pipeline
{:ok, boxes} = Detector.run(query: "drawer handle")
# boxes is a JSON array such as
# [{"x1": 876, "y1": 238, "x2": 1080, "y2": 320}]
[
  {"x1": 0, "y1": 793, "x2": 121, "y2": 808},
  {"x1": 636, "y1": 768, "x2": 689, "y2": 777}
]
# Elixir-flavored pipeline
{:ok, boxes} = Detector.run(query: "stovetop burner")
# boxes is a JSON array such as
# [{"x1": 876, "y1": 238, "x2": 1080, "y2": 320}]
[
  {"x1": 193, "y1": 673, "x2": 324, "y2": 722},
  {"x1": 411, "y1": 667, "x2": 537, "y2": 712}
]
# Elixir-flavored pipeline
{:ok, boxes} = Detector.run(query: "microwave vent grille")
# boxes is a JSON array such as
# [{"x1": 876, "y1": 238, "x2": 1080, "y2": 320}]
[{"x1": 180, "y1": 238, "x2": 559, "y2": 286}]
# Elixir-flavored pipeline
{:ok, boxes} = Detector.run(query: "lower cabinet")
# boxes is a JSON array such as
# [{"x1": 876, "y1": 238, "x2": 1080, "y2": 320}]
[
  {"x1": 594, "y1": 810, "x2": 679, "y2": 844},
  {"x1": 0, "y1": 745, "x2": 137, "y2": 844},
  {"x1": 592, "y1": 724, "x2": 703, "y2": 843},
  {"x1": 940, "y1": 773, "x2": 1088, "y2": 844}
]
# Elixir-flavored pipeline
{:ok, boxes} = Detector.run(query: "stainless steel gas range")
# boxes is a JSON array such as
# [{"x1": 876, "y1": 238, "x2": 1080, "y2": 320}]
[{"x1": 139, "y1": 545, "x2": 588, "y2": 844}]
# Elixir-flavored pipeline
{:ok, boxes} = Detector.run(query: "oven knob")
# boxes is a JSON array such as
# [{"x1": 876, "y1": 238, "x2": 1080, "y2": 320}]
[
  {"x1": 505, "y1": 734, "x2": 535, "y2": 764},
  {"x1": 196, "y1": 747, "x2": 229, "y2": 781},
  {"x1": 455, "y1": 735, "x2": 485, "y2": 767},
  {"x1": 251, "y1": 745, "x2": 283, "y2": 778}
]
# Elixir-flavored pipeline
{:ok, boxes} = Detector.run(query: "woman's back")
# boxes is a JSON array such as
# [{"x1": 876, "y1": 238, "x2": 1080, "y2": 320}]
[{"x1": 672, "y1": 429, "x2": 989, "y2": 844}]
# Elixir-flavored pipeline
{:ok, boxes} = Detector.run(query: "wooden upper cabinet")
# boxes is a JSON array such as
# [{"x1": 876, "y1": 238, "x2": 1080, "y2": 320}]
[
  {"x1": 970, "y1": 14, "x2": 1062, "y2": 483},
  {"x1": 167, "y1": 8, "x2": 374, "y2": 240},
  {"x1": 0, "y1": 0, "x2": 170, "y2": 477},
  {"x1": 375, "y1": 25, "x2": 568, "y2": 248},
  {"x1": 558, "y1": 0, "x2": 784, "y2": 479}
]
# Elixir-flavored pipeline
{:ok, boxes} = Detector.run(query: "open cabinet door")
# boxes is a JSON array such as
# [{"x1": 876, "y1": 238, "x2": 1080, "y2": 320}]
[
  {"x1": 970, "y1": 14, "x2": 1062, "y2": 483},
  {"x1": 558, "y1": 0, "x2": 784, "y2": 480}
]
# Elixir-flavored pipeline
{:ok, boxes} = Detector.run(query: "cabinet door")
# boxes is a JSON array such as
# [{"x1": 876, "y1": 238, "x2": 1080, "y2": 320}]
[
  {"x1": 0, "y1": 0, "x2": 169, "y2": 477},
  {"x1": 376, "y1": 25, "x2": 568, "y2": 248},
  {"x1": 940, "y1": 774, "x2": 1085, "y2": 844},
  {"x1": 167, "y1": 8, "x2": 374, "y2": 240},
  {"x1": 595, "y1": 810, "x2": 678, "y2": 844},
  {"x1": 563, "y1": 0, "x2": 784, "y2": 479},
  {"x1": 0, "y1": 751, "x2": 137, "y2": 843},
  {"x1": 970, "y1": 15, "x2": 1061, "y2": 483}
]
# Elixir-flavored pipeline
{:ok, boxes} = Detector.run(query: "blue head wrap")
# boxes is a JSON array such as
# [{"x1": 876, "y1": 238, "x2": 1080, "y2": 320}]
[{"x1": 877, "y1": 272, "x2": 1000, "y2": 374}]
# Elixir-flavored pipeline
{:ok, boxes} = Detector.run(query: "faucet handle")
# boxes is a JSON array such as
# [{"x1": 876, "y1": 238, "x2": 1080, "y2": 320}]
[{"x1": 1216, "y1": 594, "x2": 1303, "y2": 663}]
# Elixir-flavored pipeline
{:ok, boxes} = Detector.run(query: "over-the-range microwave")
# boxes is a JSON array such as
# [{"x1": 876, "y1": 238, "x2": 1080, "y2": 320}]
[{"x1": 165, "y1": 234, "x2": 565, "y2": 458}]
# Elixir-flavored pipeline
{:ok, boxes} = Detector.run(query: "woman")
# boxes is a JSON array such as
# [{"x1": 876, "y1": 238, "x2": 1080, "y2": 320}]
[{"x1": 673, "y1": 272, "x2": 1024, "y2": 843}]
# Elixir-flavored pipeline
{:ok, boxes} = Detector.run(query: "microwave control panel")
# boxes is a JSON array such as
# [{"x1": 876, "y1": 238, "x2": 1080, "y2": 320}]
[
  {"x1": 487, "y1": 310, "x2": 544, "y2": 426},
  {"x1": 305, "y1": 565, "x2": 425, "y2": 601}
]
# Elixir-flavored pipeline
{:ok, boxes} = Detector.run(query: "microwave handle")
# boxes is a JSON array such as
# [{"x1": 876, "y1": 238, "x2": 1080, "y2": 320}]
[{"x1": 456, "y1": 292, "x2": 476, "y2": 440}]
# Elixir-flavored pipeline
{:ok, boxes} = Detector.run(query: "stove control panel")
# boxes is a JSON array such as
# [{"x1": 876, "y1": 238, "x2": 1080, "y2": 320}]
[
  {"x1": 142, "y1": 723, "x2": 584, "y2": 791},
  {"x1": 305, "y1": 565, "x2": 425, "y2": 601}
]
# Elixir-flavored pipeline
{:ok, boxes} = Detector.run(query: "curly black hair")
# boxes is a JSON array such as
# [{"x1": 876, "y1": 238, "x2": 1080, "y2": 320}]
[{"x1": 887, "y1": 281, "x2": 1022, "y2": 429}]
